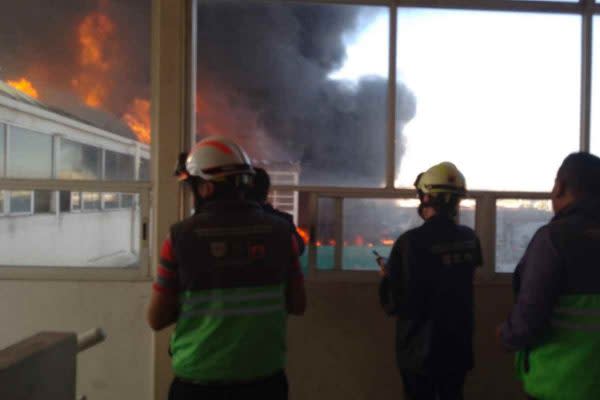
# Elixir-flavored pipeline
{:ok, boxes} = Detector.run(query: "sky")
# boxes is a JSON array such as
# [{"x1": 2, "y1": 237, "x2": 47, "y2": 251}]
[{"x1": 332, "y1": 8, "x2": 585, "y2": 192}]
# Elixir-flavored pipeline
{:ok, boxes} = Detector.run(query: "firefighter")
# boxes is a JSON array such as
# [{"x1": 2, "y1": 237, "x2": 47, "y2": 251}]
[
  {"x1": 147, "y1": 136, "x2": 306, "y2": 400},
  {"x1": 499, "y1": 152, "x2": 600, "y2": 400},
  {"x1": 379, "y1": 162, "x2": 482, "y2": 400},
  {"x1": 246, "y1": 167, "x2": 306, "y2": 256}
]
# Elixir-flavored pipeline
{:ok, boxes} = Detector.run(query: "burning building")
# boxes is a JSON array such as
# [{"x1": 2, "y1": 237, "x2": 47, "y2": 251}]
[{"x1": 0, "y1": 80, "x2": 149, "y2": 267}]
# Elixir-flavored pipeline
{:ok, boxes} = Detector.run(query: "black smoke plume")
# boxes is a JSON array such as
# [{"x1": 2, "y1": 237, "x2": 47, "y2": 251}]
[{"x1": 196, "y1": 1, "x2": 416, "y2": 186}]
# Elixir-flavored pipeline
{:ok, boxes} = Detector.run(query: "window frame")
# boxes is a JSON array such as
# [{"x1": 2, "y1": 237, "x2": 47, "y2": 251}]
[
  {"x1": 189, "y1": 0, "x2": 594, "y2": 282},
  {"x1": 0, "y1": 178, "x2": 151, "y2": 281},
  {"x1": 7, "y1": 190, "x2": 34, "y2": 216}
]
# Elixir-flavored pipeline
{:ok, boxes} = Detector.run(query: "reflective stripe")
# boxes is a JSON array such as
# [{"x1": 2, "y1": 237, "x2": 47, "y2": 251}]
[
  {"x1": 180, "y1": 304, "x2": 284, "y2": 319},
  {"x1": 554, "y1": 307, "x2": 600, "y2": 317},
  {"x1": 551, "y1": 319, "x2": 600, "y2": 333},
  {"x1": 183, "y1": 291, "x2": 282, "y2": 306}
]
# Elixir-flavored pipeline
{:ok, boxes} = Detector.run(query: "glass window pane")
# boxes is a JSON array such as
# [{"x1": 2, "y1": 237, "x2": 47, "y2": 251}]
[
  {"x1": 59, "y1": 191, "x2": 71, "y2": 212},
  {"x1": 496, "y1": 199, "x2": 553, "y2": 273},
  {"x1": 105, "y1": 150, "x2": 135, "y2": 181},
  {"x1": 121, "y1": 194, "x2": 134, "y2": 208},
  {"x1": 460, "y1": 199, "x2": 476, "y2": 229},
  {"x1": 0, "y1": 190, "x2": 141, "y2": 268},
  {"x1": 342, "y1": 198, "x2": 477, "y2": 271},
  {"x1": 103, "y1": 192, "x2": 120, "y2": 209},
  {"x1": 10, "y1": 191, "x2": 32, "y2": 213},
  {"x1": 82, "y1": 192, "x2": 101, "y2": 210},
  {"x1": 8, "y1": 126, "x2": 52, "y2": 179},
  {"x1": 59, "y1": 139, "x2": 101, "y2": 180},
  {"x1": 342, "y1": 199, "x2": 421, "y2": 271},
  {"x1": 316, "y1": 198, "x2": 336, "y2": 270},
  {"x1": 139, "y1": 158, "x2": 150, "y2": 181},
  {"x1": 0, "y1": 1, "x2": 150, "y2": 268},
  {"x1": 34, "y1": 190, "x2": 53, "y2": 213},
  {"x1": 396, "y1": 10, "x2": 580, "y2": 191},
  {"x1": 0, "y1": 1, "x2": 151, "y2": 145},
  {"x1": 71, "y1": 192, "x2": 81, "y2": 211},
  {"x1": 196, "y1": 1, "x2": 389, "y2": 187},
  {"x1": 0, "y1": 124, "x2": 5, "y2": 177}
]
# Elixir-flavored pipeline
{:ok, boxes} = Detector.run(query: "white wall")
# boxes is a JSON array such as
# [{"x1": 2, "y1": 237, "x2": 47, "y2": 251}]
[
  {"x1": 0, "y1": 281, "x2": 152, "y2": 400},
  {"x1": 0, "y1": 210, "x2": 137, "y2": 266}
]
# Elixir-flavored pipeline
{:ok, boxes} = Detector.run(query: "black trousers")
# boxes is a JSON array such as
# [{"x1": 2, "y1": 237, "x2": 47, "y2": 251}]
[
  {"x1": 401, "y1": 370, "x2": 466, "y2": 400},
  {"x1": 168, "y1": 370, "x2": 288, "y2": 400}
]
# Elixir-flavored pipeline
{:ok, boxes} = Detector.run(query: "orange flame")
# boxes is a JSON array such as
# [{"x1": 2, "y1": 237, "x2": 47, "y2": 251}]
[
  {"x1": 7, "y1": 78, "x2": 39, "y2": 99},
  {"x1": 123, "y1": 98, "x2": 151, "y2": 144},
  {"x1": 73, "y1": 12, "x2": 116, "y2": 108},
  {"x1": 380, "y1": 239, "x2": 394, "y2": 246},
  {"x1": 296, "y1": 227, "x2": 309, "y2": 244},
  {"x1": 79, "y1": 13, "x2": 115, "y2": 71}
]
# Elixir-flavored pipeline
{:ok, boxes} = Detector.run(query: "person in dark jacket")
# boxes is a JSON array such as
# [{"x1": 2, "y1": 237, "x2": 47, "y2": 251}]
[
  {"x1": 147, "y1": 137, "x2": 306, "y2": 400},
  {"x1": 379, "y1": 162, "x2": 482, "y2": 400},
  {"x1": 247, "y1": 167, "x2": 306, "y2": 256},
  {"x1": 499, "y1": 152, "x2": 600, "y2": 400}
]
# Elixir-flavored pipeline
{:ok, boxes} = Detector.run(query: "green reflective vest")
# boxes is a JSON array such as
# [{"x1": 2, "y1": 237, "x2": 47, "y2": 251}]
[
  {"x1": 171, "y1": 284, "x2": 287, "y2": 382},
  {"x1": 517, "y1": 294, "x2": 600, "y2": 400}
]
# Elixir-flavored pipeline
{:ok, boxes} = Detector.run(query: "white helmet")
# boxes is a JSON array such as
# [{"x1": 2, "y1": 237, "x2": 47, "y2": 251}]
[{"x1": 186, "y1": 136, "x2": 254, "y2": 181}]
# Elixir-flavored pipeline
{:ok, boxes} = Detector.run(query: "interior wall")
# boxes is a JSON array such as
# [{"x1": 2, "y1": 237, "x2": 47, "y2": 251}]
[
  {"x1": 285, "y1": 281, "x2": 526, "y2": 400},
  {"x1": 0, "y1": 280, "x2": 152, "y2": 400}
]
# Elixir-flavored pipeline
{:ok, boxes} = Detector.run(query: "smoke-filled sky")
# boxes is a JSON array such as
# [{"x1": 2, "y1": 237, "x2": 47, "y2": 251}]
[
  {"x1": 0, "y1": 0, "x2": 150, "y2": 142},
  {"x1": 195, "y1": 2, "x2": 416, "y2": 186},
  {"x1": 0, "y1": 1, "x2": 591, "y2": 191}
]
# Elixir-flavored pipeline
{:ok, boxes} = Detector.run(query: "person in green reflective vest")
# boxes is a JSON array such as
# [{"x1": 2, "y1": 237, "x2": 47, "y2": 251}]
[
  {"x1": 499, "y1": 152, "x2": 600, "y2": 400},
  {"x1": 147, "y1": 136, "x2": 306, "y2": 400}
]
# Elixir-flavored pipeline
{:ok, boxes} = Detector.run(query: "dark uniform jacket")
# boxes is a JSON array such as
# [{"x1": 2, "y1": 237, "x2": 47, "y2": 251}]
[
  {"x1": 170, "y1": 200, "x2": 299, "y2": 293},
  {"x1": 379, "y1": 215, "x2": 482, "y2": 375},
  {"x1": 262, "y1": 203, "x2": 306, "y2": 256},
  {"x1": 502, "y1": 198, "x2": 600, "y2": 349}
]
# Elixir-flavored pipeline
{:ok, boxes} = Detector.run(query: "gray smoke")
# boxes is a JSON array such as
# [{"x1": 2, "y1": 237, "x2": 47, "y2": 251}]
[{"x1": 196, "y1": 2, "x2": 416, "y2": 186}]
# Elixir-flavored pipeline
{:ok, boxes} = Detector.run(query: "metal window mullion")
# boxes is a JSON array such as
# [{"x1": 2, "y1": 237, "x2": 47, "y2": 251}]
[
  {"x1": 1, "y1": 123, "x2": 6, "y2": 178},
  {"x1": 53, "y1": 135, "x2": 61, "y2": 216},
  {"x1": 581, "y1": 1, "x2": 594, "y2": 152},
  {"x1": 395, "y1": 0, "x2": 581, "y2": 14},
  {"x1": 386, "y1": 5, "x2": 398, "y2": 189},
  {"x1": 475, "y1": 194, "x2": 497, "y2": 280},
  {"x1": 5, "y1": 125, "x2": 11, "y2": 178},
  {"x1": 134, "y1": 143, "x2": 141, "y2": 181},
  {"x1": 334, "y1": 197, "x2": 344, "y2": 271},
  {"x1": 308, "y1": 193, "x2": 318, "y2": 275}
]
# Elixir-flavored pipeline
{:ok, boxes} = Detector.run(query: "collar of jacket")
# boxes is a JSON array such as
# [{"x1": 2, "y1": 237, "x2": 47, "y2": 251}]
[
  {"x1": 199, "y1": 199, "x2": 262, "y2": 213},
  {"x1": 552, "y1": 197, "x2": 600, "y2": 222},
  {"x1": 423, "y1": 214, "x2": 455, "y2": 226}
]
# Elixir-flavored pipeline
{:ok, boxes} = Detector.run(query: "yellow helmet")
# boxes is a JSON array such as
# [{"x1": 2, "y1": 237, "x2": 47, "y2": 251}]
[{"x1": 414, "y1": 162, "x2": 466, "y2": 197}]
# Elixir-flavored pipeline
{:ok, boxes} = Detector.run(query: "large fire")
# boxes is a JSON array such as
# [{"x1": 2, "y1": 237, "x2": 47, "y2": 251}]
[
  {"x1": 123, "y1": 98, "x2": 151, "y2": 144},
  {"x1": 7, "y1": 78, "x2": 39, "y2": 99},
  {"x1": 78, "y1": 13, "x2": 114, "y2": 71},
  {"x1": 73, "y1": 12, "x2": 116, "y2": 108}
]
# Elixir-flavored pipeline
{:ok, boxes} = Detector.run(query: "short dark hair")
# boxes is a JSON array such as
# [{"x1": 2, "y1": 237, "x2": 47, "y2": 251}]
[
  {"x1": 247, "y1": 167, "x2": 270, "y2": 203},
  {"x1": 557, "y1": 152, "x2": 600, "y2": 198}
]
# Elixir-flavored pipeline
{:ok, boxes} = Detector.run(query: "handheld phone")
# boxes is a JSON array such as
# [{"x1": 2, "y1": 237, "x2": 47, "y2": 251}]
[{"x1": 372, "y1": 250, "x2": 381, "y2": 258}]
